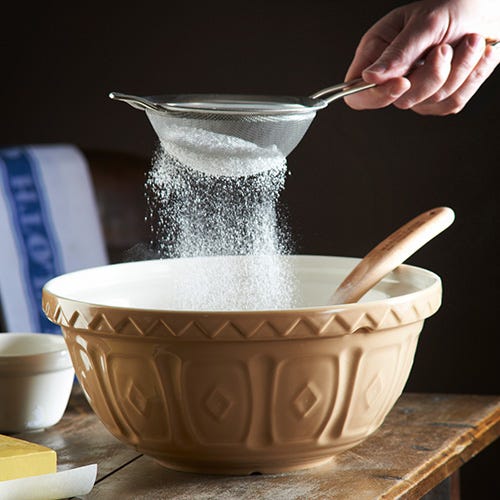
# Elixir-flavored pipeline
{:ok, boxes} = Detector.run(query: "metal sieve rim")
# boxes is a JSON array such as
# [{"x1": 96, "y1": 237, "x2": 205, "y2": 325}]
[{"x1": 144, "y1": 93, "x2": 329, "y2": 116}]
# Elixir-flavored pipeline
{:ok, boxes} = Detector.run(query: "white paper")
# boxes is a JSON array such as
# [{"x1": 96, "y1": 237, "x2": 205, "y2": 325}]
[{"x1": 0, "y1": 464, "x2": 97, "y2": 500}]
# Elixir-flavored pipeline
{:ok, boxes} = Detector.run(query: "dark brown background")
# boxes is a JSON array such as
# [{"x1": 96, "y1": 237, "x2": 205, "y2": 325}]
[{"x1": 1, "y1": 1, "x2": 498, "y2": 496}]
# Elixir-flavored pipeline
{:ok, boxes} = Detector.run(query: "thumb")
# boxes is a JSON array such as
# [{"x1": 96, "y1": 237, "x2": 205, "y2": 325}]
[{"x1": 363, "y1": 15, "x2": 445, "y2": 83}]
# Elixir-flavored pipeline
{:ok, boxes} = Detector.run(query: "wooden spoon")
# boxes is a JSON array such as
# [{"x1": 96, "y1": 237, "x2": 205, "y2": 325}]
[{"x1": 330, "y1": 207, "x2": 455, "y2": 305}]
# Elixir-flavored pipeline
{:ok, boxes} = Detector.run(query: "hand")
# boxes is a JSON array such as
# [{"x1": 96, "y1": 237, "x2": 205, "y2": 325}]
[{"x1": 344, "y1": 0, "x2": 500, "y2": 115}]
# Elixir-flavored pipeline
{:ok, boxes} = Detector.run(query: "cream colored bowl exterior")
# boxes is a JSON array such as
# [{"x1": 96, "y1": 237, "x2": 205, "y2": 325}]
[
  {"x1": 42, "y1": 256, "x2": 442, "y2": 474},
  {"x1": 0, "y1": 333, "x2": 74, "y2": 433}
]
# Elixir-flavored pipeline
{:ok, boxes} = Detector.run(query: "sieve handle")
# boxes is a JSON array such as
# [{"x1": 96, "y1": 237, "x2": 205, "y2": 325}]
[
  {"x1": 310, "y1": 79, "x2": 375, "y2": 104},
  {"x1": 109, "y1": 92, "x2": 164, "y2": 112}
]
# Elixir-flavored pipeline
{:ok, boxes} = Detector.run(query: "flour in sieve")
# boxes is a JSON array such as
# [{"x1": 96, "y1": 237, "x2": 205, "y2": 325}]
[
  {"x1": 151, "y1": 122, "x2": 285, "y2": 177},
  {"x1": 146, "y1": 145, "x2": 298, "y2": 311}
]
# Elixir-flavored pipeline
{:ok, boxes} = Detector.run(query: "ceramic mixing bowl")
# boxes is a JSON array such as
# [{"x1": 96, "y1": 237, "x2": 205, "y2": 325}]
[
  {"x1": 0, "y1": 333, "x2": 74, "y2": 433},
  {"x1": 42, "y1": 255, "x2": 441, "y2": 474}
]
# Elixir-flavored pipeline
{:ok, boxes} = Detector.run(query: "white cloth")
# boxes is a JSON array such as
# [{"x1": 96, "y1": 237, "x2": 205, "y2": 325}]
[{"x1": 0, "y1": 144, "x2": 108, "y2": 332}]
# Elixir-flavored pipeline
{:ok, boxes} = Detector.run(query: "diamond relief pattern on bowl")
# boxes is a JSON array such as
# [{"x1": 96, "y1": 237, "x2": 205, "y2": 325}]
[
  {"x1": 127, "y1": 382, "x2": 150, "y2": 416},
  {"x1": 293, "y1": 383, "x2": 320, "y2": 419},
  {"x1": 205, "y1": 387, "x2": 234, "y2": 422},
  {"x1": 341, "y1": 338, "x2": 411, "y2": 437},
  {"x1": 183, "y1": 359, "x2": 251, "y2": 445},
  {"x1": 273, "y1": 355, "x2": 338, "y2": 444}
]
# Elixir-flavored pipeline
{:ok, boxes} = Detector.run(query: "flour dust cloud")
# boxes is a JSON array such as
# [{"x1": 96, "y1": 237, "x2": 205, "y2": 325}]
[{"x1": 146, "y1": 138, "x2": 298, "y2": 311}]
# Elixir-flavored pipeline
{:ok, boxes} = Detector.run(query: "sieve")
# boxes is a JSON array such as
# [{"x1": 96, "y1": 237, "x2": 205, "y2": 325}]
[
  {"x1": 108, "y1": 79, "x2": 374, "y2": 176},
  {"x1": 110, "y1": 39, "x2": 499, "y2": 177}
]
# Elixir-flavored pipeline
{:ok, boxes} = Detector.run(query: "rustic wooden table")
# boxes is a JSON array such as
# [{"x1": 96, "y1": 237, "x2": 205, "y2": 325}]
[{"x1": 14, "y1": 387, "x2": 500, "y2": 499}]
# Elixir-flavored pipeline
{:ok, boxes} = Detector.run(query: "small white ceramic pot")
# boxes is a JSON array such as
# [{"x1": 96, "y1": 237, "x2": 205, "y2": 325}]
[{"x1": 0, "y1": 333, "x2": 74, "y2": 433}]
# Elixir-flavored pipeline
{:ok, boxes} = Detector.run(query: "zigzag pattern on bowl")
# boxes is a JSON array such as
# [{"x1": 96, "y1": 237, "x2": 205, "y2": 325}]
[{"x1": 42, "y1": 288, "x2": 441, "y2": 340}]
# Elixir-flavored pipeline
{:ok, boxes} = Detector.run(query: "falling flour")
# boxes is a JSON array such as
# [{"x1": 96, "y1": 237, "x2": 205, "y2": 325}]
[{"x1": 146, "y1": 131, "x2": 298, "y2": 311}]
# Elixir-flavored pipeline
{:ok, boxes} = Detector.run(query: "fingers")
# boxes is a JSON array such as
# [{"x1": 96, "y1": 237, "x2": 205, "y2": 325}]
[
  {"x1": 345, "y1": 41, "x2": 454, "y2": 111},
  {"x1": 344, "y1": 0, "x2": 499, "y2": 115},
  {"x1": 344, "y1": 4, "x2": 451, "y2": 111},
  {"x1": 411, "y1": 41, "x2": 500, "y2": 115},
  {"x1": 345, "y1": 8, "x2": 406, "y2": 82},
  {"x1": 361, "y1": 10, "x2": 448, "y2": 83},
  {"x1": 345, "y1": 35, "x2": 392, "y2": 82},
  {"x1": 344, "y1": 77, "x2": 410, "y2": 110},
  {"x1": 393, "y1": 44, "x2": 453, "y2": 109},
  {"x1": 429, "y1": 34, "x2": 486, "y2": 101},
  {"x1": 345, "y1": 36, "x2": 500, "y2": 114}
]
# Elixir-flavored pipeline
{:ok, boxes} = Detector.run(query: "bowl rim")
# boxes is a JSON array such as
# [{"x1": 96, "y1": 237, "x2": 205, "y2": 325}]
[
  {"x1": 42, "y1": 255, "x2": 441, "y2": 315},
  {"x1": 41, "y1": 255, "x2": 442, "y2": 340},
  {"x1": 0, "y1": 333, "x2": 73, "y2": 372}
]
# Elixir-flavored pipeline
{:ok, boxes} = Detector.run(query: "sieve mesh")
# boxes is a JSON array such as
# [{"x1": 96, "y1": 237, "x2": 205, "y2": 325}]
[
  {"x1": 145, "y1": 108, "x2": 317, "y2": 177},
  {"x1": 147, "y1": 109, "x2": 317, "y2": 151}
]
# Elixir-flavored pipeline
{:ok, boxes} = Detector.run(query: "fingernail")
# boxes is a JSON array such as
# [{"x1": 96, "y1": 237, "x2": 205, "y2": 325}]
[{"x1": 365, "y1": 62, "x2": 387, "y2": 74}]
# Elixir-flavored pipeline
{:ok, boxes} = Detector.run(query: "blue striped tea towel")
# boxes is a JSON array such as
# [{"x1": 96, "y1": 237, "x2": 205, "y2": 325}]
[{"x1": 0, "y1": 144, "x2": 108, "y2": 333}]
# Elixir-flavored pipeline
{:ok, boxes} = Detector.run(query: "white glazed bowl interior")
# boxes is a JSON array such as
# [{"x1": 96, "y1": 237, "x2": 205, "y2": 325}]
[
  {"x1": 43, "y1": 254, "x2": 436, "y2": 311},
  {"x1": 0, "y1": 333, "x2": 74, "y2": 433}
]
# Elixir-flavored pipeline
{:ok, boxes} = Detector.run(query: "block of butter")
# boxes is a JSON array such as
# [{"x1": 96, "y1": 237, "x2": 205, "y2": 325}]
[{"x1": 0, "y1": 435, "x2": 56, "y2": 481}]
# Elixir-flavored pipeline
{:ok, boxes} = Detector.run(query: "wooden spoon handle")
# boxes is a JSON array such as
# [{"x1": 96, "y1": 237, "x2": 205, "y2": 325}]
[{"x1": 330, "y1": 207, "x2": 455, "y2": 305}]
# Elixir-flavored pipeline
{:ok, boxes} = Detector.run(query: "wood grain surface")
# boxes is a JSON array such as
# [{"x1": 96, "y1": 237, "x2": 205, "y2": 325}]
[{"x1": 13, "y1": 387, "x2": 500, "y2": 499}]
